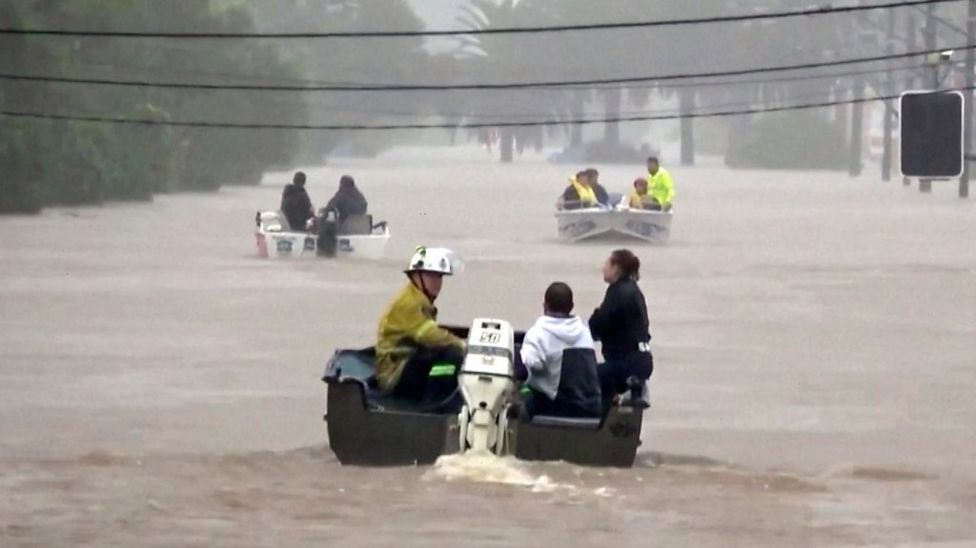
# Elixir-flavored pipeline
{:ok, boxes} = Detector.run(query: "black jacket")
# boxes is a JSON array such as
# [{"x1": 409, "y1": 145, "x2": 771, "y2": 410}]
[
  {"x1": 592, "y1": 182, "x2": 609, "y2": 205},
  {"x1": 281, "y1": 184, "x2": 313, "y2": 230},
  {"x1": 588, "y1": 278, "x2": 651, "y2": 361},
  {"x1": 325, "y1": 185, "x2": 367, "y2": 222}
]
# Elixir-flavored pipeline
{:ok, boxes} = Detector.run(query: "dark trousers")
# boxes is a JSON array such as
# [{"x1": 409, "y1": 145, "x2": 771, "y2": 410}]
[
  {"x1": 599, "y1": 351, "x2": 653, "y2": 410},
  {"x1": 520, "y1": 388, "x2": 555, "y2": 419},
  {"x1": 393, "y1": 346, "x2": 465, "y2": 407}
]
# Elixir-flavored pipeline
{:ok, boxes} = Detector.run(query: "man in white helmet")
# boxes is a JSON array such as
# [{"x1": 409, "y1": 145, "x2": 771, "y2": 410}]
[{"x1": 375, "y1": 246, "x2": 466, "y2": 405}]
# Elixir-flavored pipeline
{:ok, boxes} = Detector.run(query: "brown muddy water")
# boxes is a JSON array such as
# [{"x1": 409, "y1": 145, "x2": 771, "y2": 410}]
[{"x1": 1, "y1": 147, "x2": 974, "y2": 547}]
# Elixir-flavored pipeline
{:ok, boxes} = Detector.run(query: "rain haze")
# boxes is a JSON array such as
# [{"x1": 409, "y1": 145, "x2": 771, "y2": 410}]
[{"x1": 1, "y1": 1, "x2": 975, "y2": 546}]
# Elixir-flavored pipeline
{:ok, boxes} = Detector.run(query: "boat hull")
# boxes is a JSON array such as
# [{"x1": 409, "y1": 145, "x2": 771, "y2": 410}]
[
  {"x1": 322, "y1": 347, "x2": 645, "y2": 468},
  {"x1": 556, "y1": 208, "x2": 672, "y2": 244},
  {"x1": 255, "y1": 227, "x2": 390, "y2": 260}
]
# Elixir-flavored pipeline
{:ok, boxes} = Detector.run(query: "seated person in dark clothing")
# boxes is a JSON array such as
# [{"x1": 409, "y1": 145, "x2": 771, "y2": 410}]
[
  {"x1": 519, "y1": 282, "x2": 600, "y2": 418},
  {"x1": 584, "y1": 168, "x2": 610, "y2": 207},
  {"x1": 560, "y1": 171, "x2": 600, "y2": 210},
  {"x1": 324, "y1": 174, "x2": 367, "y2": 224},
  {"x1": 589, "y1": 249, "x2": 654, "y2": 412},
  {"x1": 280, "y1": 171, "x2": 314, "y2": 231}
]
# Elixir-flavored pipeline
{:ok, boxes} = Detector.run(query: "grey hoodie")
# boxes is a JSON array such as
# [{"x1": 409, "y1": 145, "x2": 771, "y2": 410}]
[{"x1": 519, "y1": 315, "x2": 595, "y2": 400}]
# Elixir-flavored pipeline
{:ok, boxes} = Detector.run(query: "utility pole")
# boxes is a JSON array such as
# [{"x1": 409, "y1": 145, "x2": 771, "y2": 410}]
[
  {"x1": 905, "y1": 13, "x2": 917, "y2": 185},
  {"x1": 882, "y1": 9, "x2": 896, "y2": 182},
  {"x1": 962, "y1": 0, "x2": 975, "y2": 199},
  {"x1": 679, "y1": 88, "x2": 695, "y2": 166},
  {"x1": 920, "y1": 4, "x2": 938, "y2": 193},
  {"x1": 850, "y1": 76, "x2": 866, "y2": 177}
]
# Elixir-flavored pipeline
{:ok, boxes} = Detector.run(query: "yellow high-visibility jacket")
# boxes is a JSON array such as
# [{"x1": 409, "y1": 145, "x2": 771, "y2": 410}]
[
  {"x1": 647, "y1": 168, "x2": 675, "y2": 206},
  {"x1": 570, "y1": 176, "x2": 598, "y2": 207},
  {"x1": 375, "y1": 281, "x2": 464, "y2": 391},
  {"x1": 628, "y1": 188, "x2": 652, "y2": 209}
]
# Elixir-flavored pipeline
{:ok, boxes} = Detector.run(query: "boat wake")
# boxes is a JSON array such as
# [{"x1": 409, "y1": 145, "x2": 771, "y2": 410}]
[{"x1": 424, "y1": 452, "x2": 567, "y2": 493}]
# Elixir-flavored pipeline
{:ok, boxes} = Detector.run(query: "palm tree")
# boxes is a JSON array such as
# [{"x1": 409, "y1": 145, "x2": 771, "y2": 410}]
[{"x1": 452, "y1": 0, "x2": 573, "y2": 162}]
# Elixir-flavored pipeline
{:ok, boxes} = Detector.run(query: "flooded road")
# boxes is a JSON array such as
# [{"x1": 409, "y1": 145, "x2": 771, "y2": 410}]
[{"x1": 1, "y1": 147, "x2": 974, "y2": 546}]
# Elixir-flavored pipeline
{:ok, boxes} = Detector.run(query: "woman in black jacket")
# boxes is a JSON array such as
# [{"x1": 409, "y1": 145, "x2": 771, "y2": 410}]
[{"x1": 588, "y1": 249, "x2": 654, "y2": 409}]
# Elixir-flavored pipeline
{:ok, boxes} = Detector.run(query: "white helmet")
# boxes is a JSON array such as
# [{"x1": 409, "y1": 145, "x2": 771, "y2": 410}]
[{"x1": 405, "y1": 246, "x2": 461, "y2": 276}]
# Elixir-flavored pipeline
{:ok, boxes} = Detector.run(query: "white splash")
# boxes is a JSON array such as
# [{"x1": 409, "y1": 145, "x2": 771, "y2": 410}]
[{"x1": 425, "y1": 452, "x2": 569, "y2": 493}]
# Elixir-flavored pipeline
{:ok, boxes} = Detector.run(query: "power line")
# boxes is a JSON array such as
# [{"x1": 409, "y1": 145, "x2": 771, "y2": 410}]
[
  {"x1": 262, "y1": 74, "x2": 924, "y2": 120},
  {"x1": 70, "y1": 56, "x2": 927, "y2": 93},
  {"x1": 3, "y1": 87, "x2": 968, "y2": 131},
  {"x1": 0, "y1": 0, "x2": 959, "y2": 39},
  {"x1": 0, "y1": 45, "x2": 969, "y2": 92}
]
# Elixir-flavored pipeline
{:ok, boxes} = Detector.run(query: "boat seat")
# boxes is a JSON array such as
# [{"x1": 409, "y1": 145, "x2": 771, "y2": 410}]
[
  {"x1": 323, "y1": 348, "x2": 451, "y2": 413},
  {"x1": 530, "y1": 415, "x2": 601, "y2": 429},
  {"x1": 338, "y1": 214, "x2": 372, "y2": 236},
  {"x1": 548, "y1": 348, "x2": 602, "y2": 418}
]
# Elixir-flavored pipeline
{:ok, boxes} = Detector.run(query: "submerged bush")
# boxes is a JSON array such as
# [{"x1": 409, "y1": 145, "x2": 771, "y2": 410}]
[{"x1": 726, "y1": 111, "x2": 848, "y2": 170}]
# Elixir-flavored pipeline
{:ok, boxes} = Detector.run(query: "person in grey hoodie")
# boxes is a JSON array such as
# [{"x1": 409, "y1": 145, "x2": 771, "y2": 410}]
[{"x1": 519, "y1": 282, "x2": 597, "y2": 417}]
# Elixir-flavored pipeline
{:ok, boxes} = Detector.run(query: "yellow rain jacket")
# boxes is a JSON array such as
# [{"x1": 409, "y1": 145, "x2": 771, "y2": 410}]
[
  {"x1": 570, "y1": 176, "x2": 598, "y2": 207},
  {"x1": 647, "y1": 168, "x2": 675, "y2": 207},
  {"x1": 628, "y1": 188, "x2": 652, "y2": 209},
  {"x1": 375, "y1": 281, "x2": 465, "y2": 391}
]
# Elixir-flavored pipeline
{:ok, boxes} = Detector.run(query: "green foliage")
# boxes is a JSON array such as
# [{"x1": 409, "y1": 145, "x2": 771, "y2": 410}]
[
  {"x1": 726, "y1": 111, "x2": 848, "y2": 170},
  {"x1": 0, "y1": 119, "x2": 44, "y2": 214},
  {"x1": 0, "y1": 0, "x2": 309, "y2": 213}
]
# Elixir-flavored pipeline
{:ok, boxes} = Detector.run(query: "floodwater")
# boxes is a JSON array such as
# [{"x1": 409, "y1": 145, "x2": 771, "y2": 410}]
[{"x1": 1, "y1": 146, "x2": 974, "y2": 547}]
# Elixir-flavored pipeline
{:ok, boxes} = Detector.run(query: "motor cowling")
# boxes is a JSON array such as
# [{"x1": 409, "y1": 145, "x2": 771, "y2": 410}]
[{"x1": 458, "y1": 318, "x2": 516, "y2": 455}]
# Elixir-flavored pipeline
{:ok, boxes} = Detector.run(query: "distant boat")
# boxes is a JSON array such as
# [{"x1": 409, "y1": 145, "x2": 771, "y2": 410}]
[
  {"x1": 254, "y1": 210, "x2": 390, "y2": 260},
  {"x1": 555, "y1": 200, "x2": 672, "y2": 244}
]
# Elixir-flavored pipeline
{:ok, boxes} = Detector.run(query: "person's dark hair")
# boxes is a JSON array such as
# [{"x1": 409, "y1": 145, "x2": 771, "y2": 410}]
[
  {"x1": 610, "y1": 249, "x2": 641, "y2": 281},
  {"x1": 339, "y1": 174, "x2": 355, "y2": 189},
  {"x1": 293, "y1": 171, "x2": 307, "y2": 185},
  {"x1": 544, "y1": 282, "x2": 574, "y2": 316},
  {"x1": 646, "y1": 156, "x2": 659, "y2": 165},
  {"x1": 584, "y1": 168, "x2": 599, "y2": 177},
  {"x1": 575, "y1": 170, "x2": 587, "y2": 180}
]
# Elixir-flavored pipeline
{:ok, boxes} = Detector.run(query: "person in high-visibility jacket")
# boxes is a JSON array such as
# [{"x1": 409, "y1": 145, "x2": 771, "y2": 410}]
[
  {"x1": 645, "y1": 156, "x2": 675, "y2": 211},
  {"x1": 376, "y1": 246, "x2": 466, "y2": 404},
  {"x1": 559, "y1": 171, "x2": 599, "y2": 210}
]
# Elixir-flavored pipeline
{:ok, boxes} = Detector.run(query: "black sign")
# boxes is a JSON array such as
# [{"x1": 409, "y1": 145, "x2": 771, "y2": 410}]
[
  {"x1": 275, "y1": 239, "x2": 293, "y2": 253},
  {"x1": 900, "y1": 91, "x2": 964, "y2": 178}
]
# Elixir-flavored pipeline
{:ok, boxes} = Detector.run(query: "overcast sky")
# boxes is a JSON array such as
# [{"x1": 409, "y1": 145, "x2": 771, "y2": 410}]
[{"x1": 406, "y1": 0, "x2": 467, "y2": 52}]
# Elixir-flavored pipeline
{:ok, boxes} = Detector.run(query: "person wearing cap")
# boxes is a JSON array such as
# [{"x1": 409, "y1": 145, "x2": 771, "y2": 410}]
[
  {"x1": 376, "y1": 246, "x2": 466, "y2": 404},
  {"x1": 645, "y1": 156, "x2": 675, "y2": 211},
  {"x1": 323, "y1": 174, "x2": 367, "y2": 224},
  {"x1": 280, "y1": 171, "x2": 315, "y2": 231}
]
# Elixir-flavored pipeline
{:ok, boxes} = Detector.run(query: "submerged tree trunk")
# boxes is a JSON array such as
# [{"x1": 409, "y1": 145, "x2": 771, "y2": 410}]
[
  {"x1": 603, "y1": 88, "x2": 622, "y2": 146},
  {"x1": 725, "y1": 86, "x2": 755, "y2": 165},
  {"x1": 570, "y1": 91, "x2": 584, "y2": 147},
  {"x1": 679, "y1": 88, "x2": 696, "y2": 166},
  {"x1": 500, "y1": 128, "x2": 514, "y2": 163}
]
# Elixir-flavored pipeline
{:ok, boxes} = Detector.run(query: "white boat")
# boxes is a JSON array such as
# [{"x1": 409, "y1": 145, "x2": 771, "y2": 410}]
[
  {"x1": 255, "y1": 211, "x2": 390, "y2": 260},
  {"x1": 555, "y1": 200, "x2": 672, "y2": 244}
]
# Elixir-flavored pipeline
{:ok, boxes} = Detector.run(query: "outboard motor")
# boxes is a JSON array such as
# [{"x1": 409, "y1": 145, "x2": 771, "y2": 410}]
[
  {"x1": 257, "y1": 211, "x2": 285, "y2": 232},
  {"x1": 457, "y1": 318, "x2": 516, "y2": 456},
  {"x1": 316, "y1": 209, "x2": 338, "y2": 257}
]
